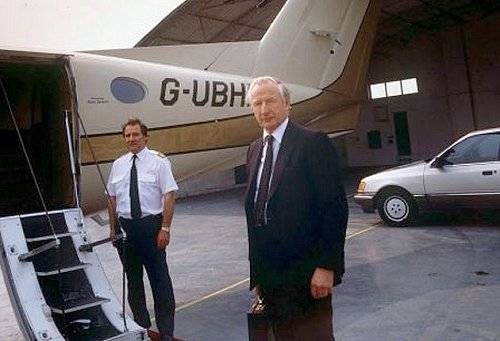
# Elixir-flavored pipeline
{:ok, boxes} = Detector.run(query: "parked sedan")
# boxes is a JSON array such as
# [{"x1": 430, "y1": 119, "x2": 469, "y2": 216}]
[{"x1": 354, "y1": 127, "x2": 500, "y2": 226}]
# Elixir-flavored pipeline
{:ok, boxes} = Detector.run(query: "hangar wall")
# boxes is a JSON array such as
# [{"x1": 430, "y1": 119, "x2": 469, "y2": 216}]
[{"x1": 347, "y1": 11, "x2": 500, "y2": 167}]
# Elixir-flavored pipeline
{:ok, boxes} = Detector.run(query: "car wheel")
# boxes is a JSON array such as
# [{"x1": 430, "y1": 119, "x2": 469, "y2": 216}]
[{"x1": 377, "y1": 188, "x2": 418, "y2": 227}]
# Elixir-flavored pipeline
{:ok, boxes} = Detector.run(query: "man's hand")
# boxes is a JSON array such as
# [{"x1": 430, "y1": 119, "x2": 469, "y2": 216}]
[
  {"x1": 109, "y1": 227, "x2": 121, "y2": 248},
  {"x1": 310, "y1": 267, "x2": 334, "y2": 299},
  {"x1": 157, "y1": 230, "x2": 170, "y2": 249},
  {"x1": 254, "y1": 285, "x2": 262, "y2": 298}
]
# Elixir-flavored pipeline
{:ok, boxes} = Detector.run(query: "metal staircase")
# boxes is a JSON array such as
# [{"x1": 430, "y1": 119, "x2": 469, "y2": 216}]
[{"x1": 0, "y1": 208, "x2": 148, "y2": 340}]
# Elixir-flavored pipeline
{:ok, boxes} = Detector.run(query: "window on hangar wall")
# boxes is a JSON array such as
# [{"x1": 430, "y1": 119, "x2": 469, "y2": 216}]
[{"x1": 369, "y1": 78, "x2": 418, "y2": 99}]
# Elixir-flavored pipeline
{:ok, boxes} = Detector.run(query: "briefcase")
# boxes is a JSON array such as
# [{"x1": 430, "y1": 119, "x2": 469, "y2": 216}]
[{"x1": 247, "y1": 298, "x2": 269, "y2": 341}]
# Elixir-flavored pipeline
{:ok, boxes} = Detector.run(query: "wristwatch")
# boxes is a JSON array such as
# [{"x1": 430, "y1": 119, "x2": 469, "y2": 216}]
[{"x1": 161, "y1": 226, "x2": 170, "y2": 233}]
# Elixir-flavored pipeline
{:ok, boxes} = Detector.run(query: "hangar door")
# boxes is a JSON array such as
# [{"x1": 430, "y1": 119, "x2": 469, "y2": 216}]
[{"x1": 393, "y1": 111, "x2": 412, "y2": 158}]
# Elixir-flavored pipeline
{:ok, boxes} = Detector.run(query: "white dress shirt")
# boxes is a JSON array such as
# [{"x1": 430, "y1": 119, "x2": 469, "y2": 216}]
[
  {"x1": 107, "y1": 147, "x2": 178, "y2": 219},
  {"x1": 254, "y1": 117, "x2": 289, "y2": 200}
]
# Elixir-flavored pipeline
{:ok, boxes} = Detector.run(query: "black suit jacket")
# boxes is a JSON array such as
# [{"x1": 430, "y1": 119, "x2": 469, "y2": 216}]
[{"x1": 245, "y1": 121, "x2": 348, "y2": 318}]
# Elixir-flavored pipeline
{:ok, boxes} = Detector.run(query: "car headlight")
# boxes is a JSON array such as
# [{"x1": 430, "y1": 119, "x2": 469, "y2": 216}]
[{"x1": 357, "y1": 181, "x2": 366, "y2": 192}]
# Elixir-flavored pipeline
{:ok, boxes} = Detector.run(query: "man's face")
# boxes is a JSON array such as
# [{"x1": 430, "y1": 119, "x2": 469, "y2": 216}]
[
  {"x1": 250, "y1": 82, "x2": 289, "y2": 134},
  {"x1": 124, "y1": 124, "x2": 148, "y2": 154}
]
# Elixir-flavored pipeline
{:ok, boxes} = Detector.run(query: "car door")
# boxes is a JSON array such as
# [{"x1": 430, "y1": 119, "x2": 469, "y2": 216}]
[{"x1": 424, "y1": 132, "x2": 500, "y2": 210}]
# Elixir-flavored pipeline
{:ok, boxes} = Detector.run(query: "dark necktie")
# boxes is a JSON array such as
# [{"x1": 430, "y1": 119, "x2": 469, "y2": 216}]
[
  {"x1": 130, "y1": 154, "x2": 142, "y2": 219},
  {"x1": 254, "y1": 135, "x2": 274, "y2": 226}
]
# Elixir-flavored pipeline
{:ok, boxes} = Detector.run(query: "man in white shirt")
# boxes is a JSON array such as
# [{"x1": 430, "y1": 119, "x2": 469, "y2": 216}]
[{"x1": 107, "y1": 118, "x2": 178, "y2": 341}]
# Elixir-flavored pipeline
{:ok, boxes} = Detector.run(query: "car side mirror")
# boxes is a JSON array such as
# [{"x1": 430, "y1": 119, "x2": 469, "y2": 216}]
[{"x1": 431, "y1": 156, "x2": 448, "y2": 168}]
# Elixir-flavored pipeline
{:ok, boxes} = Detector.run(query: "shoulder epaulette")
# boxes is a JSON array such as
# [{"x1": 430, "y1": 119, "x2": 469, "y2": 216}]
[{"x1": 150, "y1": 149, "x2": 166, "y2": 158}]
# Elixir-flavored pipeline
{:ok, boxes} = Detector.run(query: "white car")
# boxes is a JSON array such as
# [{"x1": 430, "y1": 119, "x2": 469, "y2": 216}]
[{"x1": 354, "y1": 127, "x2": 500, "y2": 226}]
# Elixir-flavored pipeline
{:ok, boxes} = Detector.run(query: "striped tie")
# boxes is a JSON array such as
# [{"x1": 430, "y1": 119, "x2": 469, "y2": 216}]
[{"x1": 254, "y1": 135, "x2": 273, "y2": 226}]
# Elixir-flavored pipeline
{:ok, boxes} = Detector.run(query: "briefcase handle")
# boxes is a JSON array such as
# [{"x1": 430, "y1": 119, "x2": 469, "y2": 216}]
[{"x1": 250, "y1": 297, "x2": 266, "y2": 314}]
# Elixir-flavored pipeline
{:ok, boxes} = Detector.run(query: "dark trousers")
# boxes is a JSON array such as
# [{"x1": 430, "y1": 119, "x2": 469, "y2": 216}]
[{"x1": 118, "y1": 216, "x2": 175, "y2": 340}]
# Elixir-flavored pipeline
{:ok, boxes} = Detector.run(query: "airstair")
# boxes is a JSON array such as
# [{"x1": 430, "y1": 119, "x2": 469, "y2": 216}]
[{"x1": 0, "y1": 209, "x2": 147, "y2": 340}]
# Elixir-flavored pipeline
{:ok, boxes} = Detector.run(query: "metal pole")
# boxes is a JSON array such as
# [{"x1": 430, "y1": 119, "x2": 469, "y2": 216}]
[{"x1": 65, "y1": 110, "x2": 81, "y2": 209}]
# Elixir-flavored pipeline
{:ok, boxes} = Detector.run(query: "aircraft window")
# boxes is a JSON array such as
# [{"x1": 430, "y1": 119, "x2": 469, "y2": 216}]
[{"x1": 111, "y1": 77, "x2": 147, "y2": 103}]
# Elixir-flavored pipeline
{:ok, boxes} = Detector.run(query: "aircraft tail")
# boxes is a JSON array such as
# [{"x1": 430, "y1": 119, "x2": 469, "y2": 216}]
[
  {"x1": 92, "y1": 0, "x2": 381, "y2": 98},
  {"x1": 253, "y1": 0, "x2": 381, "y2": 92}
]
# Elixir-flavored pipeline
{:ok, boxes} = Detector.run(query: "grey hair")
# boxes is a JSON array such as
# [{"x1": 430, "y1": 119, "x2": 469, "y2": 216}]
[{"x1": 245, "y1": 76, "x2": 291, "y2": 105}]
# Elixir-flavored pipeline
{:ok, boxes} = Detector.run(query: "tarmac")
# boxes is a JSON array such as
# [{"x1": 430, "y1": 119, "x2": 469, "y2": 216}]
[{"x1": 1, "y1": 169, "x2": 500, "y2": 340}]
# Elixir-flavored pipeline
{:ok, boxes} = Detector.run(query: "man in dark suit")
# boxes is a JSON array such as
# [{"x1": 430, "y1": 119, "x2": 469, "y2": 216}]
[{"x1": 245, "y1": 76, "x2": 348, "y2": 340}]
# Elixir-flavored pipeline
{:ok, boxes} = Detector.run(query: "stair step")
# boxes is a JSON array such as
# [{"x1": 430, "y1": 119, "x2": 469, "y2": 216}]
[
  {"x1": 26, "y1": 232, "x2": 78, "y2": 243},
  {"x1": 36, "y1": 262, "x2": 90, "y2": 277},
  {"x1": 50, "y1": 296, "x2": 110, "y2": 314}
]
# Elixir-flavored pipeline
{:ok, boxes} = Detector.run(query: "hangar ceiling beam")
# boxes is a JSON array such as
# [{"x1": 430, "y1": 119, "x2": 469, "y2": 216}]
[{"x1": 417, "y1": 0, "x2": 465, "y2": 25}]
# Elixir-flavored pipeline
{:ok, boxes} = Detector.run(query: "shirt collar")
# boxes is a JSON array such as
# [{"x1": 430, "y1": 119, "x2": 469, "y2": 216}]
[
  {"x1": 129, "y1": 147, "x2": 149, "y2": 161},
  {"x1": 263, "y1": 117, "x2": 288, "y2": 145}
]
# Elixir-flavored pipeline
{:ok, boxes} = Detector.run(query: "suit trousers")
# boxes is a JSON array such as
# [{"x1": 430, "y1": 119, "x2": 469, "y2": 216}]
[
  {"x1": 269, "y1": 296, "x2": 334, "y2": 341},
  {"x1": 118, "y1": 215, "x2": 175, "y2": 339}
]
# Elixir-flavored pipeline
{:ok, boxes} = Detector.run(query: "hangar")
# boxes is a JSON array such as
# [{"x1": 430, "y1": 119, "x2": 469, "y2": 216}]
[
  {"x1": 0, "y1": 1, "x2": 499, "y2": 339},
  {"x1": 137, "y1": 0, "x2": 500, "y2": 191}
]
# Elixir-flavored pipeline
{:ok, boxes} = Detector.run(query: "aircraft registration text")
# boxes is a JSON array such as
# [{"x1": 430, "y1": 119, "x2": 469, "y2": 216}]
[{"x1": 160, "y1": 78, "x2": 249, "y2": 108}]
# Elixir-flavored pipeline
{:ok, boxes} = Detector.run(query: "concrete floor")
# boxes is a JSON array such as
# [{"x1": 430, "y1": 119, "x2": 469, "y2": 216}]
[{"x1": 1, "y1": 171, "x2": 500, "y2": 340}]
